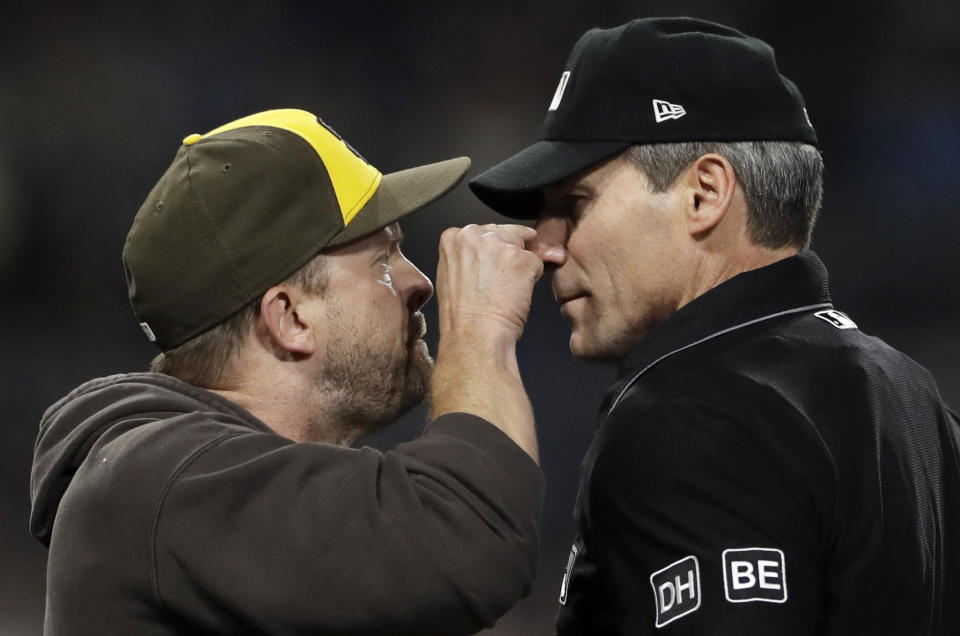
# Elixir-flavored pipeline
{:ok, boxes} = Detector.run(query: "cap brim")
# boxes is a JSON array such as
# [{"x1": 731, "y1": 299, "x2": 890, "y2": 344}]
[
  {"x1": 329, "y1": 156, "x2": 471, "y2": 246},
  {"x1": 469, "y1": 140, "x2": 629, "y2": 218}
]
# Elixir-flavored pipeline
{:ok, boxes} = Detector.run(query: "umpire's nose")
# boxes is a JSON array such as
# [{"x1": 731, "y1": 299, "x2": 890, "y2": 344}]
[{"x1": 528, "y1": 215, "x2": 569, "y2": 269}]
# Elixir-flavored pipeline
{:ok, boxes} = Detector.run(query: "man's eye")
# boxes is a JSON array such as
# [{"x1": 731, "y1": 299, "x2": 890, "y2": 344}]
[{"x1": 565, "y1": 195, "x2": 589, "y2": 221}]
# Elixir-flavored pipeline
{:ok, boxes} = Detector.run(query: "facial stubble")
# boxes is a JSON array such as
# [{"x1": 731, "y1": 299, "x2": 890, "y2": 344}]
[{"x1": 317, "y1": 306, "x2": 433, "y2": 440}]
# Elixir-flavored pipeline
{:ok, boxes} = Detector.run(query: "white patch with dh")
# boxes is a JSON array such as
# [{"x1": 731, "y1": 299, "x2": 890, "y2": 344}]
[{"x1": 650, "y1": 555, "x2": 701, "y2": 628}]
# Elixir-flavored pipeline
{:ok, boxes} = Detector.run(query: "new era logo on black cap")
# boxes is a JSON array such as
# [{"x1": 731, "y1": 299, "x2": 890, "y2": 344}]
[
  {"x1": 549, "y1": 72, "x2": 572, "y2": 111},
  {"x1": 653, "y1": 99, "x2": 686, "y2": 122}
]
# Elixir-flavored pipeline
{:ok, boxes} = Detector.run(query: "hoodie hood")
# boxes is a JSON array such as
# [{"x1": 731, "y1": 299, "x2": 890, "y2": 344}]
[{"x1": 30, "y1": 372, "x2": 269, "y2": 547}]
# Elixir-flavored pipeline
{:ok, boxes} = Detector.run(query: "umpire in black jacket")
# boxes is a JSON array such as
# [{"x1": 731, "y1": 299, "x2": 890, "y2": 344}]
[{"x1": 470, "y1": 17, "x2": 960, "y2": 636}]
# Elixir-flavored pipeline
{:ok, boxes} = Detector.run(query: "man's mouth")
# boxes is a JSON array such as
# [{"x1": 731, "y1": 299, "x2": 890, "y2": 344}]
[
  {"x1": 556, "y1": 293, "x2": 587, "y2": 306},
  {"x1": 553, "y1": 277, "x2": 587, "y2": 306}
]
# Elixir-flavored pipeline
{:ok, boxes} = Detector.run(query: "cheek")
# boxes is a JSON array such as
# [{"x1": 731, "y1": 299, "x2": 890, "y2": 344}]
[
  {"x1": 585, "y1": 236, "x2": 669, "y2": 327},
  {"x1": 364, "y1": 282, "x2": 408, "y2": 334}
]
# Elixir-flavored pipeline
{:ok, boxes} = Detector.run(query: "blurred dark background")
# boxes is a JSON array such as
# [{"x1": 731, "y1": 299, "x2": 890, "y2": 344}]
[{"x1": 2, "y1": 1, "x2": 959, "y2": 633}]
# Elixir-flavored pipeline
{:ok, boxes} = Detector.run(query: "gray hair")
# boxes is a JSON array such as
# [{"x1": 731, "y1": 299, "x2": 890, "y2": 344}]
[{"x1": 626, "y1": 141, "x2": 824, "y2": 249}]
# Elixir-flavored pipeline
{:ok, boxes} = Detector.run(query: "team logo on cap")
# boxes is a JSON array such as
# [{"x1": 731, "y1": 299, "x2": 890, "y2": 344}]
[
  {"x1": 549, "y1": 72, "x2": 572, "y2": 112},
  {"x1": 315, "y1": 116, "x2": 369, "y2": 164},
  {"x1": 653, "y1": 99, "x2": 686, "y2": 123}
]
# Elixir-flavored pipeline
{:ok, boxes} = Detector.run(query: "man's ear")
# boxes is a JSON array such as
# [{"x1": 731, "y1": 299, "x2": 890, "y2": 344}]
[
  {"x1": 259, "y1": 286, "x2": 316, "y2": 356},
  {"x1": 680, "y1": 153, "x2": 738, "y2": 237}
]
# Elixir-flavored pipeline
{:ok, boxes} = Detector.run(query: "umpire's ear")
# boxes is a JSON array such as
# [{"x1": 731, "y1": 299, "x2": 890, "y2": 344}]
[
  {"x1": 678, "y1": 152, "x2": 738, "y2": 238},
  {"x1": 258, "y1": 286, "x2": 317, "y2": 357}
]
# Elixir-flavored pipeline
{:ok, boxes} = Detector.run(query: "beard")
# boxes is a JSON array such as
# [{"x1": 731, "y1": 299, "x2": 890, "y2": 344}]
[{"x1": 315, "y1": 308, "x2": 433, "y2": 441}]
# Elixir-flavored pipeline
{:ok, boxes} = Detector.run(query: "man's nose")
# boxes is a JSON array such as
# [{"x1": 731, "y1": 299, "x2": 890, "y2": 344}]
[
  {"x1": 399, "y1": 255, "x2": 434, "y2": 312},
  {"x1": 528, "y1": 216, "x2": 568, "y2": 267}
]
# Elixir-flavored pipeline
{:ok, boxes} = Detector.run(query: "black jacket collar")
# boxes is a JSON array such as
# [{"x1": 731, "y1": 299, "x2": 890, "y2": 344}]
[{"x1": 606, "y1": 251, "x2": 833, "y2": 412}]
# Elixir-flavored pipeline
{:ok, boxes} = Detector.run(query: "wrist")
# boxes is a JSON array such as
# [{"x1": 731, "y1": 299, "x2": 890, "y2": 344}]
[
  {"x1": 439, "y1": 307, "x2": 526, "y2": 343},
  {"x1": 437, "y1": 326, "x2": 518, "y2": 368}
]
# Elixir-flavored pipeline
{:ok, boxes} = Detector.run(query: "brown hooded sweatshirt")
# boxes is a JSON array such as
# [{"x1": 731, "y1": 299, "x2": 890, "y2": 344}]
[{"x1": 30, "y1": 373, "x2": 543, "y2": 635}]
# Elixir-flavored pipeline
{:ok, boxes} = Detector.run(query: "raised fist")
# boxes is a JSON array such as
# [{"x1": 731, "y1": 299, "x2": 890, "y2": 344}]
[{"x1": 436, "y1": 224, "x2": 544, "y2": 343}]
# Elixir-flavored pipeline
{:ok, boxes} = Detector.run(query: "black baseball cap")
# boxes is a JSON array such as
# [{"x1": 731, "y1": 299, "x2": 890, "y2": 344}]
[
  {"x1": 470, "y1": 17, "x2": 817, "y2": 218},
  {"x1": 123, "y1": 109, "x2": 470, "y2": 350}
]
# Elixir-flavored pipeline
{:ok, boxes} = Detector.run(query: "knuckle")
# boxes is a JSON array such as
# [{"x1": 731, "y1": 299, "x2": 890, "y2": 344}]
[{"x1": 460, "y1": 224, "x2": 485, "y2": 244}]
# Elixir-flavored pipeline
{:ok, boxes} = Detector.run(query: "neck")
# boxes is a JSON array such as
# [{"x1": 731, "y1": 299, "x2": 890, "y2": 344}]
[
  {"x1": 680, "y1": 243, "x2": 800, "y2": 310},
  {"x1": 208, "y1": 365, "x2": 362, "y2": 446},
  {"x1": 208, "y1": 383, "x2": 308, "y2": 443}
]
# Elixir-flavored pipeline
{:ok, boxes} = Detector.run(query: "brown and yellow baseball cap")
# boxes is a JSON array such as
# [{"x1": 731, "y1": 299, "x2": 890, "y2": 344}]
[{"x1": 123, "y1": 108, "x2": 470, "y2": 350}]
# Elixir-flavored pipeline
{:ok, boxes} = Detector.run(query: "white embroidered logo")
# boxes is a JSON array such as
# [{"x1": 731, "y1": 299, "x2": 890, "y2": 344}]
[
  {"x1": 722, "y1": 548, "x2": 788, "y2": 604},
  {"x1": 650, "y1": 556, "x2": 701, "y2": 628},
  {"x1": 653, "y1": 99, "x2": 686, "y2": 123},
  {"x1": 814, "y1": 309, "x2": 858, "y2": 330},
  {"x1": 548, "y1": 71, "x2": 571, "y2": 111}
]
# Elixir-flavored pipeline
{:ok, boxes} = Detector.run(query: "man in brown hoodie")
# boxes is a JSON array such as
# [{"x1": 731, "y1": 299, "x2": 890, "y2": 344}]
[{"x1": 30, "y1": 108, "x2": 544, "y2": 635}]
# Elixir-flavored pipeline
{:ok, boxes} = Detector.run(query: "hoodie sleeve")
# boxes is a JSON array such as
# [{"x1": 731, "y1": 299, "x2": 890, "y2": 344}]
[{"x1": 151, "y1": 412, "x2": 543, "y2": 635}]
